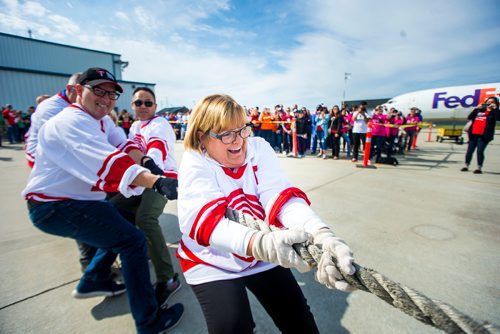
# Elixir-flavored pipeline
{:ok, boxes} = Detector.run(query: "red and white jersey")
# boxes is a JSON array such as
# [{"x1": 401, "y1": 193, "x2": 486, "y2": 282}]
[
  {"x1": 24, "y1": 91, "x2": 71, "y2": 168},
  {"x1": 130, "y1": 116, "x2": 178, "y2": 178},
  {"x1": 22, "y1": 103, "x2": 146, "y2": 202},
  {"x1": 177, "y1": 137, "x2": 326, "y2": 285}
]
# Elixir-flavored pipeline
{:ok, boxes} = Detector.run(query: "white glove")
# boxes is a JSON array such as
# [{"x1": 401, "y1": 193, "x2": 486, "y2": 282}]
[
  {"x1": 313, "y1": 229, "x2": 356, "y2": 291},
  {"x1": 251, "y1": 229, "x2": 312, "y2": 273}
]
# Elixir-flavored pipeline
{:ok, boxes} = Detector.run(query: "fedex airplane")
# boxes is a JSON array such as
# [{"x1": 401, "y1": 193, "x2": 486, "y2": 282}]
[{"x1": 382, "y1": 83, "x2": 500, "y2": 121}]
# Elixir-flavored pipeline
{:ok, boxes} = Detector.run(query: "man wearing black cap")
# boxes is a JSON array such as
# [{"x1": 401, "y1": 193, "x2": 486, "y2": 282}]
[
  {"x1": 24, "y1": 71, "x2": 103, "y2": 274},
  {"x1": 22, "y1": 67, "x2": 184, "y2": 333}
]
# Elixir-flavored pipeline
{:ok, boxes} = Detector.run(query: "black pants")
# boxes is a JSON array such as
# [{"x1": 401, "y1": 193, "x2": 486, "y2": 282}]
[
  {"x1": 465, "y1": 135, "x2": 489, "y2": 167},
  {"x1": 370, "y1": 135, "x2": 386, "y2": 161},
  {"x1": 386, "y1": 135, "x2": 397, "y2": 157},
  {"x1": 352, "y1": 133, "x2": 366, "y2": 160},
  {"x1": 282, "y1": 131, "x2": 292, "y2": 153},
  {"x1": 331, "y1": 133, "x2": 341, "y2": 158},
  {"x1": 191, "y1": 266, "x2": 319, "y2": 334}
]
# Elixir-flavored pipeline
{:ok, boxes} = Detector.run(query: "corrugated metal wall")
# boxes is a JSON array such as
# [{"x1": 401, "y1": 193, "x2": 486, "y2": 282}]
[
  {"x1": 0, "y1": 33, "x2": 121, "y2": 79},
  {"x1": 0, "y1": 69, "x2": 65, "y2": 110},
  {"x1": 0, "y1": 32, "x2": 155, "y2": 113}
]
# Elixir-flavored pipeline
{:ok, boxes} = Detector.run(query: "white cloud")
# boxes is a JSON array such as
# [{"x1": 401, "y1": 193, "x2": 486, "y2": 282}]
[
  {"x1": 133, "y1": 6, "x2": 160, "y2": 31},
  {"x1": 24, "y1": 1, "x2": 47, "y2": 17},
  {"x1": 47, "y1": 14, "x2": 79, "y2": 34},
  {"x1": 115, "y1": 11, "x2": 129, "y2": 21}
]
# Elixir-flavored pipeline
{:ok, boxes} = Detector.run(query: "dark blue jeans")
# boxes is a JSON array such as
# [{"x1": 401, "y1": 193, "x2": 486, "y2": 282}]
[
  {"x1": 260, "y1": 129, "x2": 275, "y2": 148},
  {"x1": 28, "y1": 200, "x2": 158, "y2": 330},
  {"x1": 465, "y1": 135, "x2": 489, "y2": 167},
  {"x1": 310, "y1": 131, "x2": 318, "y2": 153},
  {"x1": 404, "y1": 130, "x2": 416, "y2": 150}
]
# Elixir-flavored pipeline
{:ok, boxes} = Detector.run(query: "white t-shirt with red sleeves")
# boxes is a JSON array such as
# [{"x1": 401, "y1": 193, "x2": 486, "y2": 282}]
[
  {"x1": 177, "y1": 137, "x2": 327, "y2": 285},
  {"x1": 22, "y1": 103, "x2": 146, "y2": 202},
  {"x1": 129, "y1": 116, "x2": 178, "y2": 178}
]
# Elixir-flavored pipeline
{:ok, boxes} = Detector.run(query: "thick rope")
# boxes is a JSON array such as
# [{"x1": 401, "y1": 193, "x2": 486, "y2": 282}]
[{"x1": 226, "y1": 209, "x2": 499, "y2": 334}]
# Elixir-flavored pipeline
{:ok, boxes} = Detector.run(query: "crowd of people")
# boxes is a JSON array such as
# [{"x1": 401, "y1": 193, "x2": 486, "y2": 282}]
[
  {"x1": 106, "y1": 101, "x2": 423, "y2": 166},
  {"x1": 0, "y1": 104, "x2": 35, "y2": 146},
  {"x1": 6, "y1": 65, "x2": 498, "y2": 333},
  {"x1": 153, "y1": 102, "x2": 424, "y2": 164},
  {"x1": 247, "y1": 103, "x2": 425, "y2": 163}
]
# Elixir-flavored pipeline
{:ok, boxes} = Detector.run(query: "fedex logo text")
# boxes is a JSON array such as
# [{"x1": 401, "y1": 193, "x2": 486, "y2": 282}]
[{"x1": 432, "y1": 88, "x2": 497, "y2": 109}]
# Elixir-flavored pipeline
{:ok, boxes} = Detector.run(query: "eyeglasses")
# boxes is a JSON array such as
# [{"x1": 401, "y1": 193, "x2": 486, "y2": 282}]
[
  {"x1": 84, "y1": 85, "x2": 120, "y2": 100},
  {"x1": 133, "y1": 100, "x2": 155, "y2": 107},
  {"x1": 209, "y1": 125, "x2": 252, "y2": 144}
]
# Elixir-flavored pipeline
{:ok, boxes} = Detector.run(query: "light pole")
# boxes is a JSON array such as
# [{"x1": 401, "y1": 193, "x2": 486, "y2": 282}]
[{"x1": 342, "y1": 72, "x2": 351, "y2": 107}]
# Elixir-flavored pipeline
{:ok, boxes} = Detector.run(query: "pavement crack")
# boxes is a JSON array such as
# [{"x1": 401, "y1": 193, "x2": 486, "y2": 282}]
[{"x1": 0, "y1": 278, "x2": 80, "y2": 311}]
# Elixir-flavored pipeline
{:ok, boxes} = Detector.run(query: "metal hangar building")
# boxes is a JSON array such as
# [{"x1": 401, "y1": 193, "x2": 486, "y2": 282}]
[{"x1": 0, "y1": 32, "x2": 154, "y2": 112}]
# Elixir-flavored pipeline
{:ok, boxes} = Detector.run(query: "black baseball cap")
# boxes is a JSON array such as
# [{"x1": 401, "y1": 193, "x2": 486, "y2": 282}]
[{"x1": 78, "y1": 67, "x2": 123, "y2": 93}]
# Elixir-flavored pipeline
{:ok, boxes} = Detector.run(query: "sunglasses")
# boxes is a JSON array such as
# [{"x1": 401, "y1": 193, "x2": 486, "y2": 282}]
[{"x1": 133, "y1": 100, "x2": 154, "y2": 107}]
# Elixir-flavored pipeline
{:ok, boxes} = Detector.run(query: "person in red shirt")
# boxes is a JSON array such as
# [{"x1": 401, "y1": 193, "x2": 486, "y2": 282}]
[
  {"x1": 2, "y1": 104, "x2": 17, "y2": 144},
  {"x1": 249, "y1": 107, "x2": 261, "y2": 137},
  {"x1": 461, "y1": 96, "x2": 499, "y2": 174},
  {"x1": 119, "y1": 109, "x2": 134, "y2": 136}
]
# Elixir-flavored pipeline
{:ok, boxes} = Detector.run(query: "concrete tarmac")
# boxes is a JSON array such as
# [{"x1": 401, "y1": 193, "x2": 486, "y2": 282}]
[{"x1": 1, "y1": 130, "x2": 499, "y2": 334}]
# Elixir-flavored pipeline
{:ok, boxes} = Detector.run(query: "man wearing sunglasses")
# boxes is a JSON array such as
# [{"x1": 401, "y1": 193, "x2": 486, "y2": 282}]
[
  {"x1": 22, "y1": 68, "x2": 184, "y2": 333},
  {"x1": 110, "y1": 86, "x2": 182, "y2": 309}
]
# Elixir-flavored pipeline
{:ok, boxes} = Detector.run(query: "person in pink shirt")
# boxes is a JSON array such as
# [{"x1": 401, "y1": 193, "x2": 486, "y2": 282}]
[
  {"x1": 404, "y1": 108, "x2": 420, "y2": 151},
  {"x1": 341, "y1": 108, "x2": 353, "y2": 157},
  {"x1": 369, "y1": 106, "x2": 388, "y2": 163},
  {"x1": 386, "y1": 108, "x2": 404, "y2": 157}
]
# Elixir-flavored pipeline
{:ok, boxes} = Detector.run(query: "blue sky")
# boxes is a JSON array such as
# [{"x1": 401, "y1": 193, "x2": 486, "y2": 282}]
[{"x1": 1, "y1": 0, "x2": 500, "y2": 110}]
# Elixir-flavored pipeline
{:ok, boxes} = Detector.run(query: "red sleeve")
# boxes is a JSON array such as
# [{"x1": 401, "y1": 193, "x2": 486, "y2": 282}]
[
  {"x1": 267, "y1": 187, "x2": 310, "y2": 228},
  {"x1": 94, "y1": 151, "x2": 136, "y2": 193},
  {"x1": 189, "y1": 198, "x2": 227, "y2": 247},
  {"x1": 147, "y1": 138, "x2": 167, "y2": 160}
]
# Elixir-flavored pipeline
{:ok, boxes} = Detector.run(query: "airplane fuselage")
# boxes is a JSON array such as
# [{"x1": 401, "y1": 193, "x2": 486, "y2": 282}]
[{"x1": 382, "y1": 83, "x2": 500, "y2": 122}]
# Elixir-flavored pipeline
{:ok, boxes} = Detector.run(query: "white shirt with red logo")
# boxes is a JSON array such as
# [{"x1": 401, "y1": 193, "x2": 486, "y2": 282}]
[
  {"x1": 177, "y1": 137, "x2": 327, "y2": 285},
  {"x1": 22, "y1": 103, "x2": 145, "y2": 202},
  {"x1": 129, "y1": 115, "x2": 178, "y2": 178}
]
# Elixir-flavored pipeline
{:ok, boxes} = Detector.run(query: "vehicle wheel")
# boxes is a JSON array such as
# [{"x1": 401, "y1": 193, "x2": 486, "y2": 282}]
[{"x1": 438, "y1": 137, "x2": 443, "y2": 143}]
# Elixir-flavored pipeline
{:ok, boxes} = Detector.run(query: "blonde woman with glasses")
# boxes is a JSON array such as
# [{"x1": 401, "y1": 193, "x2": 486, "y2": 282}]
[{"x1": 177, "y1": 93, "x2": 356, "y2": 333}]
